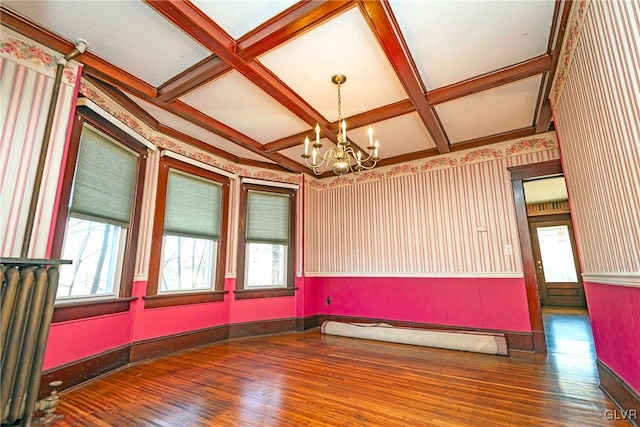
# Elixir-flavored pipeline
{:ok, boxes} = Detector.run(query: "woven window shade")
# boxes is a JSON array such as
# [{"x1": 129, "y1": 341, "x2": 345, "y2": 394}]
[
  {"x1": 246, "y1": 191, "x2": 289, "y2": 243},
  {"x1": 164, "y1": 170, "x2": 222, "y2": 239},
  {"x1": 69, "y1": 126, "x2": 137, "y2": 225}
]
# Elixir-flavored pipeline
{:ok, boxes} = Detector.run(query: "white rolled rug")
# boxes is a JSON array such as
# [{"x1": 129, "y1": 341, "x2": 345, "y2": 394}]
[{"x1": 321, "y1": 321, "x2": 508, "y2": 356}]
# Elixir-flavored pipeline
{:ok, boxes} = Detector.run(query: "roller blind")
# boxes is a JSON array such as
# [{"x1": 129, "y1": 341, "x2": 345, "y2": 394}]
[
  {"x1": 164, "y1": 170, "x2": 222, "y2": 239},
  {"x1": 246, "y1": 191, "x2": 289, "y2": 243},
  {"x1": 69, "y1": 126, "x2": 137, "y2": 225}
]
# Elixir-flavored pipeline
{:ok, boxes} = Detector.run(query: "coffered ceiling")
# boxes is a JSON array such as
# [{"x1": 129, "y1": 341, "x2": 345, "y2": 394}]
[{"x1": 1, "y1": 0, "x2": 569, "y2": 176}]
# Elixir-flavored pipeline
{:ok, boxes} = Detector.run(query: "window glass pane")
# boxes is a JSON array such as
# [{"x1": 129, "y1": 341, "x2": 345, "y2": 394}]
[
  {"x1": 164, "y1": 170, "x2": 222, "y2": 239},
  {"x1": 58, "y1": 217, "x2": 123, "y2": 298},
  {"x1": 161, "y1": 235, "x2": 216, "y2": 292},
  {"x1": 245, "y1": 243, "x2": 287, "y2": 288},
  {"x1": 246, "y1": 191, "x2": 289, "y2": 242},
  {"x1": 537, "y1": 225, "x2": 578, "y2": 283},
  {"x1": 70, "y1": 125, "x2": 137, "y2": 225}
]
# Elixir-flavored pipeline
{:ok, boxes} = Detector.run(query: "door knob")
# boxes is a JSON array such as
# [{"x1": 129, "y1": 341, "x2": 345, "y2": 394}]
[{"x1": 536, "y1": 260, "x2": 543, "y2": 271}]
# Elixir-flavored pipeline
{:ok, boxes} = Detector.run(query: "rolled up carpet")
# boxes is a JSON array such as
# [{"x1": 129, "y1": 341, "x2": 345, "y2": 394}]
[{"x1": 321, "y1": 321, "x2": 508, "y2": 356}]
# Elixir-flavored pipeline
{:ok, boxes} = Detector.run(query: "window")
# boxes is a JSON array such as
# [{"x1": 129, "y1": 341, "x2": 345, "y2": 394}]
[
  {"x1": 146, "y1": 156, "x2": 229, "y2": 308},
  {"x1": 52, "y1": 108, "x2": 146, "y2": 306},
  {"x1": 236, "y1": 182, "x2": 296, "y2": 299}
]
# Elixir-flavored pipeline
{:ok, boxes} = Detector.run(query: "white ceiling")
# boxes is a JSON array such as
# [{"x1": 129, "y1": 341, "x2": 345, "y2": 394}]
[
  {"x1": 127, "y1": 94, "x2": 273, "y2": 162},
  {"x1": 2, "y1": 0, "x2": 561, "y2": 175},
  {"x1": 180, "y1": 70, "x2": 310, "y2": 144},
  {"x1": 258, "y1": 7, "x2": 408, "y2": 121},
  {"x1": 524, "y1": 177, "x2": 568, "y2": 203},
  {"x1": 390, "y1": 0, "x2": 555, "y2": 90},
  {"x1": 3, "y1": 0, "x2": 210, "y2": 86},
  {"x1": 435, "y1": 75, "x2": 543, "y2": 144}
]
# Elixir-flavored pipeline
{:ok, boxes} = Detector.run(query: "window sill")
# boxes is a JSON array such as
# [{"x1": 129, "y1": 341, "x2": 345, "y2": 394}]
[
  {"x1": 143, "y1": 291, "x2": 228, "y2": 309},
  {"x1": 53, "y1": 297, "x2": 136, "y2": 323},
  {"x1": 233, "y1": 287, "x2": 297, "y2": 300}
]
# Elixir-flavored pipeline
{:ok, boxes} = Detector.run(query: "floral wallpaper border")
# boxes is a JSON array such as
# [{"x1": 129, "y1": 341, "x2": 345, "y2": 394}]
[
  {"x1": 79, "y1": 79, "x2": 301, "y2": 185},
  {"x1": 0, "y1": 26, "x2": 80, "y2": 85},
  {"x1": 551, "y1": 0, "x2": 590, "y2": 105},
  {"x1": 306, "y1": 134, "x2": 558, "y2": 190}
]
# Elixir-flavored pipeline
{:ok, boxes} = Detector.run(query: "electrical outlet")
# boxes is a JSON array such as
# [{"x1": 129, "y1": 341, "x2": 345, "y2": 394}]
[
  {"x1": 504, "y1": 244, "x2": 513, "y2": 256},
  {"x1": 326, "y1": 296, "x2": 332, "y2": 306}
]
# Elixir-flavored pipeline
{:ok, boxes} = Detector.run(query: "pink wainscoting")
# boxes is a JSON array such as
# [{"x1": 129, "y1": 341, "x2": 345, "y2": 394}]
[
  {"x1": 43, "y1": 313, "x2": 132, "y2": 371},
  {"x1": 308, "y1": 276, "x2": 531, "y2": 332},
  {"x1": 584, "y1": 282, "x2": 640, "y2": 394},
  {"x1": 130, "y1": 280, "x2": 229, "y2": 342}
]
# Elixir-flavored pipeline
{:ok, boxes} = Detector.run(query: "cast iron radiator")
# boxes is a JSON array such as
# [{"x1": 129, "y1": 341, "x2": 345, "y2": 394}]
[{"x1": 1, "y1": 258, "x2": 69, "y2": 426}]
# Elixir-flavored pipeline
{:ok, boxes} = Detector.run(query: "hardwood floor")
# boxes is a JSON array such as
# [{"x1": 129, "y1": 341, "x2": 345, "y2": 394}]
[{"x1": 54, "y1": 324, "x2": 629, "y2": 426}]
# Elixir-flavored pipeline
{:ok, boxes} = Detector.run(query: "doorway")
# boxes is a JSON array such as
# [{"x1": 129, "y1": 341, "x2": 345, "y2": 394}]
[
  {"x1": 529, "y1": 215, "x2": 586, "y2": 308},
  {"x1": 508, "y1": 160, "x2": 590, "y2": 353}
]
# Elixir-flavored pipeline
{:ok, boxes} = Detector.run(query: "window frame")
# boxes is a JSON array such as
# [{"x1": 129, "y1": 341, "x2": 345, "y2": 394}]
[
  {"x1": 145, "y1": 156, "x2": 230, "y2": 308},
  {"x1": 50, "y1": 106, "x2": 147, "y2": 321},
  {"x1": 235, "y1": 182, "x2": 297, "y2": 300}
]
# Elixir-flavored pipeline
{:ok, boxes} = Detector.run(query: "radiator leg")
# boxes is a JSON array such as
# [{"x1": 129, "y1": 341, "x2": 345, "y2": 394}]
[{"x1": 32, "y1": 381, "x2": 63, "y2": 425}]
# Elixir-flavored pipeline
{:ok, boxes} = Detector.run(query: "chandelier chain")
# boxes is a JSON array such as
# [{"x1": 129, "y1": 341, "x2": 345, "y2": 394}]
[{"x1": 337, "y1": 81, "x2": 342, "y2": 124}]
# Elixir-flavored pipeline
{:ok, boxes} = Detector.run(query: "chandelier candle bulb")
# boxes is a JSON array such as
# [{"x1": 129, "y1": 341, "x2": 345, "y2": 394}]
[
  {"x1": 304, "y1": 136, "x2": 309, "y2": 155},
  {"x1": 312, "y1": 148, "x2": 317, "y2": 165},
  {"x1": 357, "y1": 151, "x2": 362, "y2": 162},
  {"x1": 315, "y1": 124, "x2": 320, "y2": 145},
  {"x1": 368, "y1": 127, "x2": 373, "y2": 146}
]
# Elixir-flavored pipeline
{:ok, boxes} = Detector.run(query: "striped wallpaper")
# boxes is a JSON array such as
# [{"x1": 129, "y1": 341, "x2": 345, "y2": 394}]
[
  {"x1": 305, "y1": 148, "x2": 559, "y2": 275},
  {"x1": 0, "y1": 58, "x2": 79, "y2": 257},
  {"x1": 552, "y1": 0, "x2": 640, "y2": 275}
]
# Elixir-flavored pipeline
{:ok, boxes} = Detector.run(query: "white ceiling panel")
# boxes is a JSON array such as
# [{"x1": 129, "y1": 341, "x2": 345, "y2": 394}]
[
  {"x1": 191, "y1": 0, "x2": 298, "y2": 39},
  {"x1": 180, "y1": 71, "x2": 310, "y2": 144},
  {"x1": 259, "y1": 8, "x2": 408, "y2": 122},
  {"x1": 126, "y1": 94, "x2": 273, "y2": 163},
  {"x1": 3, "y1": 1, "x2": 210, "y2": 86},
  {"x1": 389, "y1": 0, "x2": 555, "y2": 90},
  {"x1": 524, "y1": 177, "x2": 568, "y2": 203},
  {"x1": 435, "y1": 75, "x2": 543, "y2": 144},
  {"x1": 348, "y1": 112, "x2": 437, "y2": 159}
]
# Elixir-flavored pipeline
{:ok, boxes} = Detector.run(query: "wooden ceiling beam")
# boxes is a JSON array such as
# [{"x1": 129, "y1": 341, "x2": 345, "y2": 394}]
[
  {"x1": 263, "y1": 99, "x2": 415, "y2": 153},
  {"x1": 87, "y1": 77, "x2": 304, "y2": 173},
  {"x1": 152, "y1": 1, "x2": 354, "y2": 103},
  {"x1": 427, "y1": 55, "x2": 551, "y2": 105},
  {"x1": 357, "y1": 1, "x2": 450, "y2": 154},
  {"x1": 1, "y1": 6, "x2": 156, "y2": 98},
  {"x1": 450, "y1": 127, "x2": 536, "y2": 152},
  {"x1": 157, "y1": 55, "x2": 232, "y2": 102},
  {"x1": 237, "y1": 1, "x2": 355, "y2": 59},
  {"x1": 165, "y1": 100, "x2": 305, "y2": 173},
  {"x1": 145, "y1": 1, "x2": 337, "y2": 137},
  {"x1": 536, "y1": 0, "x2": 573, "y2": 133},
  {"x1": 156, "y1": 124, "x2": 240, "y2": 163}
]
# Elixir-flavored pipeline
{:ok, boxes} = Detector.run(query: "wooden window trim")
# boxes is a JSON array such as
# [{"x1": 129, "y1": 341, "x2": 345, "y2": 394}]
[
  {"x1": 142, "y1": 291, "x2": 228, "y2": 309},
  {"x1": 50, "y1": 106, "x2": 148, "y2": 320},
  {"x1": 52, "y1": 297, "x2": 137, "y2": 323},
  {"x1": 146, "y1": 156, "x2": 230, "y2": 309},
  {"x1": 236, "y1": 183, "x2": 297, "y2": 299}
]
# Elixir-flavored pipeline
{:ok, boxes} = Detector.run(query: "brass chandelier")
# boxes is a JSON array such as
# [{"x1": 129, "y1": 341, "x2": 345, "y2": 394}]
[{"x1": 301, "y1": 74, "x2": 380, "y2": 176}]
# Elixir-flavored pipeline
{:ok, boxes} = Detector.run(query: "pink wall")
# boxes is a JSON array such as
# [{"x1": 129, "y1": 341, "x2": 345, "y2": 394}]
[
  {"x1": 44, "y1": 277, "x2": 303, "y2": 370},
  {"x1": 43, "y1": 313, "x2": 132, "y2": 370},
  {"x1": 584, "y1": 282, "x2": 640, "y2": 394},
  {"x1": 307, "y1": 276, "x2": 531, "y2": 332}
]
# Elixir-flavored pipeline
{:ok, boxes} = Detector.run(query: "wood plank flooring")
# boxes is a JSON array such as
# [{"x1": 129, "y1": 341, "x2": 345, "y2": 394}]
[{"x1": 54, "y1": 317, "x2": 628, "y2": 426}]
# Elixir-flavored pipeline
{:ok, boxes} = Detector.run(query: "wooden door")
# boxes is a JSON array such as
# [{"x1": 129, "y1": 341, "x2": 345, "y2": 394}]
[{"x1": 529, "y1": 216, "x2": 585, "y2": 308}]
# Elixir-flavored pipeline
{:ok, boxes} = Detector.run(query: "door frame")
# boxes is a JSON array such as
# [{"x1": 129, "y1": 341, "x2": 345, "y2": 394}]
[{"x1": 508, "y1": 159, "x2": 564, "y2": 354}]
